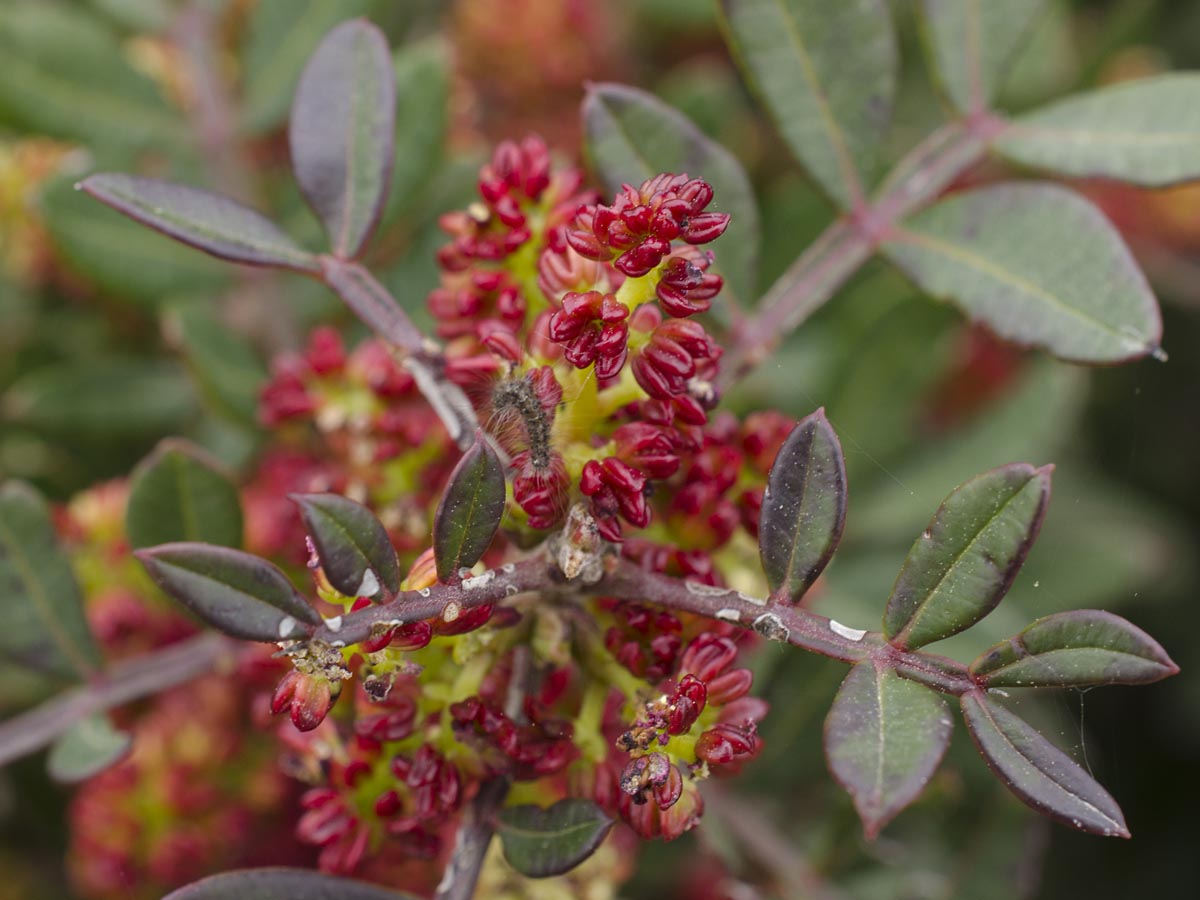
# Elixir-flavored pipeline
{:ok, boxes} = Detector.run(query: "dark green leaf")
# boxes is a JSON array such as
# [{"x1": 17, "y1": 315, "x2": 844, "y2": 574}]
[
  {"x1": 883, "y1": 183, "x2": 1162, "y2": 363},
  {"x1": 0, "y1": 1, "x2": 185, "y2": 152},
  {"x1": 241, "y1": 0, "x2": 381, "y2": 135},
  {"x1": 291, "y1": 493, "x2": 399, "y2": 600},
  {"x1": 970, "y1": 610, "x2": 1178, "y2": 688},
  {"x1": 3, "y1": 358, "x2": 196, "y2": 438},
  {"x1": 47, "y1": 713, "x2": 131, "y2": 784},
  {"x1": 883, "y1": 464, "x2": 1051, "y2": 650},
  {"x1": 917, "y1": 0, "x2": 1044, "y2": 115},
  {"x1": 825, "y1": 662, "x2": 952, "y2": 838},
  {"x1": 995, "y1": 74, "x2": 1200, "y2": 187},
  {"x1": 717, "y1": 0, "x2": 896, "y2": 209},
  {"x1": 497, "y1": 799, "x2": 614, "y2": 878},
  {"x1": 41, "y1": 176, "x2": 230, "y2": 307},
  {"x1": 433, "y1": 433, "x2": 505, "y2": 582},
  {"x1": 136, "y1": 543, "x2": 321, "y2": 642},
  {"x1": 759, "y1": 408, "x2": 847, "y2": 603},
  {"x1": 165, "y1": 868, "x2": 417, "y2": 899},
  {"x1": 79, "y1": 174, "x2": 321, "y2": 273},
  {"x1": 126, "y1": 439, "x2": 243, "y2": 550},
  {"x1": 381, "y1": 38, "x2": 450, "y2": 223},
  {"x1": 960, "y1": 691, "x2": 1129, "y2": 837},
  {"x1": 164, "y1": 303, "x2": 267, "y2": 426},
  {"x1": 290, "y1": 19, "x2": 395, "y2": 259},
  {"x1": 0, "y1": 481, "x2": 102, "y2": 680},
  {"x1": 582, "y1": 82, "x2": 760, "y2": 305}
]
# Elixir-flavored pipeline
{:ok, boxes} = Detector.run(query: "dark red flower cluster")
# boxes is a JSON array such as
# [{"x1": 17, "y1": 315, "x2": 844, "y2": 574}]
[
  {"x1": 450, "y1": 697, "x2": 577, "y2": 779},
  {"x1": 565, "y1": 173, "x2": 729, "y2": 277}
]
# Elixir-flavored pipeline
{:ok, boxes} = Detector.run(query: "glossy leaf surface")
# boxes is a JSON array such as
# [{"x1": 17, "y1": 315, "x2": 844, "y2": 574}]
[
  {"x1": 137, "y1": 543, "x2": 321, "y2": 642},
  {"x1": 883, "y1": 183, "x2": 1161, "y2": 363},
  {"x1": 165, "y1": 868, "x2": 417, "y2": 900},
  {"x1": 291, "y1": 493, "x2": 399, "y2": 600},
  {"x1": 917, "y1": 0, "x2": 1044, "y2": 115},
  {"x1": 497, "y1": 799, "x2": 614, "y2": 878},
  {"x1": 995, "y1": 74, "x2": 1200, "y2": 187},
  {"x1": 961, "y1": 691, "x2": 1129, "y2": 837},
  {"x1": 0, "y1": 481, "x2": 101, "y2": 680},
  {"x1": 825, "y1": 662, "x2": 952, "y2": 838},
  {"x1": 79, "y1": 174, "x2": 321, "y2": 273},
  {"x1": 718, "y1": 0, "x2": 896, "y2": 209},
  {"x1": 47, "y1": 713, "x2": 131, "y2": 783},
  {"x1": 126, "y1": 439, "x2": 243, "y2": 550},
  {"x1": 970, "y1": 609, "x2": 1178, "y2": 687},
  {"x1": 582, "y1": 82, "x2": 760, "y2": 305},
  {"x1": 759, "y1": 409, "x2": 847, "y2": 603},
  {"x1": 884, "y1": 464, "x2": 1051, "y2": 650},
  {"x1": 290, "y1": 19, "x2": 395, "y2": 259},
  {"x1": 432, "y1": 434, "x2": 505, "y2": 582}
]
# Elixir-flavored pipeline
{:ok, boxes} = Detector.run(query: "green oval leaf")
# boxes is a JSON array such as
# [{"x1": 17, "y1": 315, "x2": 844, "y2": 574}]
[
  {"x1": 497, "y1": 798, "x2": 614, "y2": 878},
  {"x1": 0, "y1": 481, "x2": 102, "y2": 680},
  {"x1": 433, "y1": 432, "x2": 505, "y2": 583},
  {"x1": 759, "y1": 408, "x2": 847, "y2": 603},
  {"x1": 960, "y1": 691, "x2": 1129, "y2": 838},
  {"x1": 882, "y1": 183, "x2": 1162, "y2": 363},
  {"x1": 165, "y1": 868, "x2": 417, "y2": 900},
  {"x1": 883, "y1": 463, "x2": 1051, "y2": 650},
  {"x1": 47, "y1": 713, "x2": 131, "y2": 784},
  {"x1": 824, "y1": 662, "x2": 952, "y2": 839},
  {"x1": 970, "y1": 609, "x2": 1179, "y2": 688},
  {"x1": 995, "y1": 74, "x2": 1200, "y2": 187},
  {"x1": 582, "y1": 82, "x2": 761, "y2": 306},
  {"x1": 3, "y1": 358, "x2": 197, "y2": 439},
  {"x1": 0, "y1": 1, "x2": 186, "y2": 153},
  {"x1": 290, "y1": 19, "x2": 395, "y2": 260},
  {"x1": 917, "y1": 0, "x2": 1044, "y2": 116},
  {"x1": 126, "y1": 439, "x2": 244, "y2": 551},
  {"x1": 291, "y1": 493, "x2": 399, "y2": 600},
  {"x1": 136, "y1": 543, "x2": 321, "y2": 642},
  {"x1": 717, "y1": 0, "x2": 897, "y2": 210},
  {"x1": 79, "y1": 174, "x2": 321, "y2": 274}
]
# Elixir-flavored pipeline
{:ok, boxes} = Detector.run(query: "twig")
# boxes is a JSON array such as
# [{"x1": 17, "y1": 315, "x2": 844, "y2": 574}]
[
  {"x1": 0, "y1": 633, "x2": 232, "y2": 767},
  {"x1": 723, "y1": 118, "x2": 1001, "y2": 384},
  {"x1": 435, "y1": 776, "x2": 510, "y2": 900}
]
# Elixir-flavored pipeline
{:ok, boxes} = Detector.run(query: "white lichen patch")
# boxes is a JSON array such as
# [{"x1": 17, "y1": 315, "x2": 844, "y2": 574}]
[
  {"x1": 278, "y1": 616, "x2": 298, "y2": 639},
  {"x1": 324, "y1": 615, "x2": 343, "y2": 633},
  {"x1": 462, "y1": 571, "x2": 495, "y2": 591},
  {"x1": 443, "y1": 601, "x2": 462, "y2": 623},
  {"x1": 684, "y1": 581, "x2": 729, "y2": 598},
  {"x1": 829, "y1": 620, "x2": 866, "y2": 642},
  {"x1": 736, "y1": 591, "x2": 767, "y2": 607},
  {"x1": 356, "y1": 569, "x2": 381, "y2": 598},
  {"x1": 716, "y1": 608, "x2": 741, "y2": 622},
  {"x1": 417, "y1": 587, "x2": 432, "y2": 598}
]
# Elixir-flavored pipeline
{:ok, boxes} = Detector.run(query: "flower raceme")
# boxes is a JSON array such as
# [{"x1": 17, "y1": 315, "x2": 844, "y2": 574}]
[{"x1": 234, "y1": 137, "x2": 779, "y2": 874}]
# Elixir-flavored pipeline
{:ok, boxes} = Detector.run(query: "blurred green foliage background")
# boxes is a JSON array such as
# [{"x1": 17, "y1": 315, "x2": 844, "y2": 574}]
[{"x1": 0, "y1": 0, "x2": 1197, "y2": 897}]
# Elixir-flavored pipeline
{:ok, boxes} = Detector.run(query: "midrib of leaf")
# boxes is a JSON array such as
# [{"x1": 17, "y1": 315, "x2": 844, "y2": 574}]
[
  {"x1": 449, "y1": 470, "x2": 486, "y2": 569},
  {"x1": 771, "y1": 0, "x2": 863, "y2": 206},
  {"x1": 964, "y1": 0, "x2": 984, "y2": 112},
  {"x1": 337, "y1": 30, "x2": 373, "y2": 257},
  {"x1": 891, "y1": 476, "x2": 1030, "y2": 647},
  {"x1": 888, "y1": 227, "x2": 1147, "y2": 345},
  {"x1": 987, "y1": 645, "x2": 1162, "y2": 678},
  {"x1": 109, "y1": 184, "x2": 312, "y2": 267},
  {"x1": 1004, "y1": 125, "x2": 1200, "y2": 147},
  {"x1": 972, "y1": 697, "x2": 1123, "y2": 832},
  {"x1": 0, "y1": 509, "x2": 96, "y2": 679},
  {"x1": 158, "y1": 559, "x2": 288, "y2": 613},
  {"x1": 775, "y1": 436, "x2": 813, "y2": 598},
  {"x1": 871, "y1": 666, "x2": 886, "y2": 808},
  {"x1": 173, "y1": 454, "x2": 201, "y2": 542},
  {"x1": 500, "y1": 818, "x2": 605, "y2": 841}
]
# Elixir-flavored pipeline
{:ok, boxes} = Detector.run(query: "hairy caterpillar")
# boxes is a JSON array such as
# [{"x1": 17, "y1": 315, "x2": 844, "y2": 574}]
[{"x1": 490, "y1": 371, "x2": 555, "y2": 472}]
